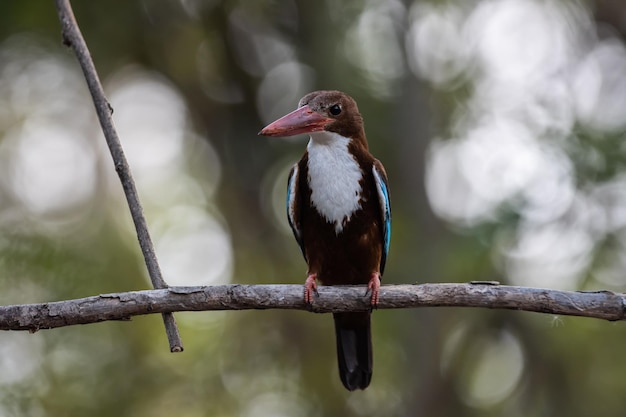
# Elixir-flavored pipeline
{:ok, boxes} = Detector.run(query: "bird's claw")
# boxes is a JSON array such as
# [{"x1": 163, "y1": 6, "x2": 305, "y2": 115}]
[
  {"x1": 365, "y1": 272, "x2": 381, "y2": 310},
  {"x1": 304, "y1": 274, "x2": 319, "y2": 306}
]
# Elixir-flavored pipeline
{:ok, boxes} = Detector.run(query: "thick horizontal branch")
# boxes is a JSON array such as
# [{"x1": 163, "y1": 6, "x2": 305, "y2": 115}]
[{"x1": 1, "y1": 283, "x2": 625, "y2": 331}]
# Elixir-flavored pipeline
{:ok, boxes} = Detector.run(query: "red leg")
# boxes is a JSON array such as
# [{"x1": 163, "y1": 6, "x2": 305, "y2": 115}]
[
  {"x1": 304, "y1": 273, "x2": 318, "y2": 304},
  {"x1": 366, "y1": 272, "x2": 381, "y2": 307}
]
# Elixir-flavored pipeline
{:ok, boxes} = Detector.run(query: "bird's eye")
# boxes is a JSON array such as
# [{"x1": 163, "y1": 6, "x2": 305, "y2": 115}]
[{"x1": 329, "y1": 104, "x2": 342, "y2": 116}]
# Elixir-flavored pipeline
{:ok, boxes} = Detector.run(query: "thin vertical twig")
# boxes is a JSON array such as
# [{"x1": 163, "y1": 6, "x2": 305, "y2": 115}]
[{"x1": 54, "y1": 0, "x2": 183, "y2": 352}]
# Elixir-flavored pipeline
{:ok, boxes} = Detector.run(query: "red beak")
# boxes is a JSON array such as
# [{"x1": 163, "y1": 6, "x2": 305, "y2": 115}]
[{"x1": 259, "y1": 105, "x2": 334, "y2": 137}]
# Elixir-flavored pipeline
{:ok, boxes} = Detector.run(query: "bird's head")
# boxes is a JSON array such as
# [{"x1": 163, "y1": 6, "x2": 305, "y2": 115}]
[{"x1": 259, "y1": 90, "x2": 366, "y2": 147}]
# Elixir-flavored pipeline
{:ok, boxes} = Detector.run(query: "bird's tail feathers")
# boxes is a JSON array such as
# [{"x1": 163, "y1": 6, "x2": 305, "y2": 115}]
[{"x1": 333, "y1": 312, "x2": 372, "y2": 391}]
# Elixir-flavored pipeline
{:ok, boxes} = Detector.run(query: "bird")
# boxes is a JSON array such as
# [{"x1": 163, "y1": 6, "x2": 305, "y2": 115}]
[{"x1": 259, "y1": 90, "x2": 391, "y2": 391}]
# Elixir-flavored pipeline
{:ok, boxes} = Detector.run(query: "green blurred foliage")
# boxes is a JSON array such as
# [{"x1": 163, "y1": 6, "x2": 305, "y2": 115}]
[{"x1": 1, "y1": 1, "x2": 626, "y2": 416}]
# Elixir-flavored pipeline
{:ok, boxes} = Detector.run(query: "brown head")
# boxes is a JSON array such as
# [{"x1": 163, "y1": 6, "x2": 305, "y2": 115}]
[{"x1": 259, "y1": 90, "x2": 367, "y2": 148}]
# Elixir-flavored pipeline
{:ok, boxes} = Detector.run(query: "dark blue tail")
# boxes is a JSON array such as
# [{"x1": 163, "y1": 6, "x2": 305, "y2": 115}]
[{"x1": 333, "y1": 312, "x2": 372, "y2": 390}]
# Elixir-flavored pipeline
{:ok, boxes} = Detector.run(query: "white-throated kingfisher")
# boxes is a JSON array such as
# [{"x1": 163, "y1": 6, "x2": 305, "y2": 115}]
[{"x1": 259, "y1": 90, "x2": 391, "y2": 391}]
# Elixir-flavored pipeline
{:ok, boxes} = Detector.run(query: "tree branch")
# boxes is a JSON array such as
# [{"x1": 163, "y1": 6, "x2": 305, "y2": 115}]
[
  {"x1": 1, "y1": 283, "x2": 625, "y2": 331},
  {"x1": 54, "y1": 0, "x2": 183, "y2": 351}
]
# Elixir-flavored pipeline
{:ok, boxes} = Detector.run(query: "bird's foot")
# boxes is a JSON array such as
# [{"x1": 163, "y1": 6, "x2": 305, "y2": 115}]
[
  {"x1": 365, "y1": 272, "x2": 381, "y2": 309},
  {"x1": 304, "y1": 274, "x2": 319, "y2": 305}
]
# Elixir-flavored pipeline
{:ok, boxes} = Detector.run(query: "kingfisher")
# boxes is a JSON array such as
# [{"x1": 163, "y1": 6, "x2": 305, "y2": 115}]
[{"x1": 259, "y1": 90, "x2": 391, "y2": 391}]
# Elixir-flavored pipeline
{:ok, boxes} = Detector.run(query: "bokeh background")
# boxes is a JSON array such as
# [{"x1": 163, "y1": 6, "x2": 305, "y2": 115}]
[{"x1": 1, "y1": 0, "x2": 626, "y2": 415}]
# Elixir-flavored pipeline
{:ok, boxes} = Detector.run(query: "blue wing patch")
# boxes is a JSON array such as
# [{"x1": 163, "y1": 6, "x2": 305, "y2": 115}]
[
  {"x1": 372, "y1": 163, "x2": 391, "y2": 274},
  {"x1": 286, "y1": 164, "x2": 304, "y2": 257}
]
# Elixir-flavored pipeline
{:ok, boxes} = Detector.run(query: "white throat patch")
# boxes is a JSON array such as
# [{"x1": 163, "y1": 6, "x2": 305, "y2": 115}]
[{"x1": 307, "y1": 131, "x2": 363, "y2": 233}]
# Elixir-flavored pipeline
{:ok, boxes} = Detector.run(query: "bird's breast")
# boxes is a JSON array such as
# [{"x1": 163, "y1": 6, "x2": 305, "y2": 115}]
[{"x1": 306, "y1": 134, "x2": 363, "y2": 233}]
